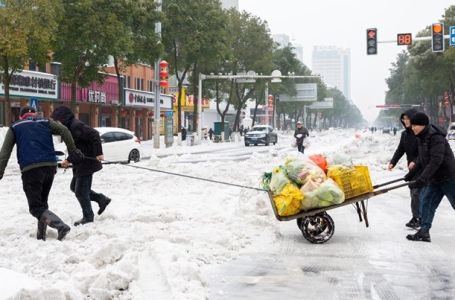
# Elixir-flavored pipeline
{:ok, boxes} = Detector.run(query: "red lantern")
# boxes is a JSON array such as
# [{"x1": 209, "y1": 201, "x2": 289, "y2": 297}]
[{"x1": 159, "y1": 60, "x2": 169, "y2": 88}]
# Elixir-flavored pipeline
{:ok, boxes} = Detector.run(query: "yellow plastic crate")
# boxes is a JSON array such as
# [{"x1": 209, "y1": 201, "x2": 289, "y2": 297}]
[{"x1": 327, "y1": 165, "x2": 373, "y2": 199}]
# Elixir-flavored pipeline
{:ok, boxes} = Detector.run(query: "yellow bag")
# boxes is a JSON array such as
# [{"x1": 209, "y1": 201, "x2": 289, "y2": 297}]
[{"x1": 273, "y1": 183, "x2": 304, "y2": 216}]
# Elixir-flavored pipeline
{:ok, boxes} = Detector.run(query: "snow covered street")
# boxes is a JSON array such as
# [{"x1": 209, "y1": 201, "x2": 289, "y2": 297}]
[{"x1": 1, "y1": 129, "x2": 454, "y2": 299}]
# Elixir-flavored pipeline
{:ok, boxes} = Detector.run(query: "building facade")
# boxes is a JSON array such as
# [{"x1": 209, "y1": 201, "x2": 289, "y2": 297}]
[
  {"x1": 312, "y1": 46, "x2": 351, "y2": 100},
  {"x1": 221, "y1": 0, "x2": 239, "y2": 10}
]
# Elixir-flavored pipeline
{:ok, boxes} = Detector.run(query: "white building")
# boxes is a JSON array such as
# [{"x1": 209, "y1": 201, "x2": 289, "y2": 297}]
[
  {"x1": 272, "y1": 34, "x2": 290, "y2": 48},
  {"x1": 221, "y1": 0, "x2": 238, "y2": 10},
  {"x1": 312, "y1": 46, "x2": 351, "y2": 100}
]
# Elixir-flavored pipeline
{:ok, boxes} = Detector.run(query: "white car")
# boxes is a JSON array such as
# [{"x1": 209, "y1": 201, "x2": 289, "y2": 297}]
[
  {"x1": 447, "y1": 122, "x2": 455, "y2": 140},
  {"x1": 95, "y1": 127, "x2": 141, "y2": 163},
  {"x1": 55, "y1": 127, "x2": 142, "y2": 163}
]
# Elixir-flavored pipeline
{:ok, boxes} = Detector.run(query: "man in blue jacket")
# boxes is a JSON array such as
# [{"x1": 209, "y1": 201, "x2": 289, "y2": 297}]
[
  {"x1": 404, "y1": 112, "x2": 455, "y2": 242},
  {"x1": 0, "y1": 106, "x2": 83, "y2": 241},
  {"x1": 51, "y1": 106, "x2": 111, "y2": 226}
]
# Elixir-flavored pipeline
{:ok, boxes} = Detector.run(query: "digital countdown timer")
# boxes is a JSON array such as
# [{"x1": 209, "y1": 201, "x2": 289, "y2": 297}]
[{"x1": 397, "y1": 33, "x2": 412, "y2": 46}]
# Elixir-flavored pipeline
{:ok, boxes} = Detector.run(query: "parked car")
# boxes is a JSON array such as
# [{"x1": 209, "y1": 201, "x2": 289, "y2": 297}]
[
  {"x1": 447, "y1": 122, "x2": 455, "y2": 140},
  {"x1": 55, "y1": 127, "x2": 141, "y2": 163},
  {"x1": 382, "y1": 127, "x2": 391, "y2": 134},
  {"x1": 244, "y1": 125, "x2": 277, "y2": 146}
]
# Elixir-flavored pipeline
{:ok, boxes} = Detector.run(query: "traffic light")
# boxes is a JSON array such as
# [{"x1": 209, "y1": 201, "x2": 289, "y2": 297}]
[
  {"x1": 159, "y1": 60, "x2": 169, "y2": 88},
  {"x1": 366, "y1": 28, "x2": 377, "y2": 55},
  {"x1": 431, "y1": 23, "x2": 444, "y2": 52}
]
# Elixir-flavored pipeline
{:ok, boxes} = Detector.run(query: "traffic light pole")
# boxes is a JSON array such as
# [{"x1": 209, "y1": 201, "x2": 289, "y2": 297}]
[{"x1": 153, "y1": 1, "x2": 162, "y2": 149}]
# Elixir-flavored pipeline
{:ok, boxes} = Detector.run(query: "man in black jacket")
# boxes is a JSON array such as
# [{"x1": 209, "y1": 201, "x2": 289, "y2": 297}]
[
  {"x1": 0, "y1": 106, "x2": 83, "y2": 241},
  {"x1": 404, "y1": 112, "x2": 455, "y2": 242},
  {"x1": 51, "y1": 106, "x2": 111, "y2": 226},
  {"x1": 294, "y1": 121, "x2": 309, "y2": 153},
  {"x1": 388, "y1": 109, "x2": 421, "y2": 228}
]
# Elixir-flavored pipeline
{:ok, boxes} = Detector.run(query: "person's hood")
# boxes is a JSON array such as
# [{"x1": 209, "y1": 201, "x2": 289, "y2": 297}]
[
  {"x1": 400, "y1": 108, "x2": 418, "y2": 128},
  {"x1": 51, "y1": 106, "x2": 74, "y2": 128}
]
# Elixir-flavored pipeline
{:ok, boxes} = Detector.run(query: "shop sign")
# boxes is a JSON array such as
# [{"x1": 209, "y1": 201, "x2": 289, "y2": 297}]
[
  {"x1": 88, "y1": 89, "x2": 106, "y2": 103},
  {"x1": 0, "y1": 70, "x2": 58, "y2": 100},
  {"x1": 124, "y1": 88, "x2": 172, "y2": 109}
]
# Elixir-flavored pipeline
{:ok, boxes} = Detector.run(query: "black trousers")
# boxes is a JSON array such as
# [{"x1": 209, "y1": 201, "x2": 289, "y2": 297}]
[
  {"x1": 21, "y1": 166, "x2": 56, "y2": 219},
  {"x1": 297, "y1": 144, "x2": 305, "y2": 153}
]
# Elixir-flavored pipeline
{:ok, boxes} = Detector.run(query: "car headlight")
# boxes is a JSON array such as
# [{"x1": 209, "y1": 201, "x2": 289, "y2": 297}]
[{"x1": 258, "y1": 133, "x2": 266, "y2": 137}]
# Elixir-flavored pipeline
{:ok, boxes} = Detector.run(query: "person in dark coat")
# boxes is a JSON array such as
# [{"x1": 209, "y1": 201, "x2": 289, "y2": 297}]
[
  {"x1": 0, "y1": 106, "x2": 83, "y2": 241},
  {"x1": 208, "y1": 128, "x2": 214, "y2": 140},
  {"x1": 181, "y1": 127, "x2": 187, "y2": 141},
  {"x1": 404, "y1": 112, "x2": 455, "y2": 242},
  {"x1": 51, "y1": 106, "x2": 111, "y2": 226},
  {"x1": 294, "y1": 121, "x2": 309, "y2": 153},
  {"x1": 388, "y1": 109, "x2": 421, "y2": 228}
]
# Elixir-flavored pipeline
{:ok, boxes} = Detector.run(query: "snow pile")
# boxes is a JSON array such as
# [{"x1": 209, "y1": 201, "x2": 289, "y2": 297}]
[{"x1": 0, "y1": 129, "x2": 414, "y2": 299}]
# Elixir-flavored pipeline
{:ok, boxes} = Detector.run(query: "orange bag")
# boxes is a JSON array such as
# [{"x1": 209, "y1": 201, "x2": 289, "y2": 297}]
[{"x1": 309, "y1": 154, "x2": 328, "y2": 173}]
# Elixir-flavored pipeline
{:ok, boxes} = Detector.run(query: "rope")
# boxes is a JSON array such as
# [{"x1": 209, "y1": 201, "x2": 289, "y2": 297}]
[
  {"x1": 62, "y1": 156, "x2": 267, "y2": 192},
  {"x1": 112, "y1": 163, "x2": 268, "y2": 192}
]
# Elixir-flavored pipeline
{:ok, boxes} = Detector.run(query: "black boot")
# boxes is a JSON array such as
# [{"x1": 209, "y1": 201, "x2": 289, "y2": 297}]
[
  {"x1": 40, "y1": 210, "x2": 71, "y2": 241},
  {"x1": 406, "y1": 228, "x2": 431, "y2": 242},
  {"x1": 74, "y1": 217, "x2": 94, "y2": 226},
  {"x1": 96, "y1": 195, "x2": 111, "y2": 215},
  {"x1": 37, "y1": 220, "x2": 47, "y2": 241},
  {"x1": 406, "y1": 217, "x2": 421, "y2": 229}
]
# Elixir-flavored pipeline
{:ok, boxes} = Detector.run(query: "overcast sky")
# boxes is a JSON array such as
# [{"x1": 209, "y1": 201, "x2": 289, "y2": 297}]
[{"x1": 239, "y1": 0, "x2": 454, "y2": 123}]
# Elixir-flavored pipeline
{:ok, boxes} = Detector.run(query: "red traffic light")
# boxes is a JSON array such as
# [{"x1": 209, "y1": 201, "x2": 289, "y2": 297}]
[{"x1": 366, "y1": 28, "x2": 378, "y2": 55}]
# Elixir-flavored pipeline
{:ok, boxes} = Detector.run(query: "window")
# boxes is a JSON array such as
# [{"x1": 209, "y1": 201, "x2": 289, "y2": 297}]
[
  {"x1": 101, "y1": 132, "x2": 116, "y2": 143},
  {"x1": 136, "y1": 78, "x2": 141, "y2": 90},
  {"x1": 114, "y1": 132, "x2": 133, "y2": 141}
]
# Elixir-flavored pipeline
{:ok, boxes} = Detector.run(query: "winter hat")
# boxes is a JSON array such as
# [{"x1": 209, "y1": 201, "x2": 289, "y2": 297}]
[
  {"x1": 410, "y1": 112, "x2": 429, "y2": 126},
  {"x1": 51, "y1": 106, "x2": 75, "y2": 127},
  {"x1": 19, "y1": 106, "x2": 36, "y2": 117}
]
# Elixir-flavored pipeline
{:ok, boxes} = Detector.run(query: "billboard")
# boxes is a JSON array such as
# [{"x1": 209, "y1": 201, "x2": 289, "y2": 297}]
[{"x1": 279, "y1": 83, "x2": 317, "y2": 102}]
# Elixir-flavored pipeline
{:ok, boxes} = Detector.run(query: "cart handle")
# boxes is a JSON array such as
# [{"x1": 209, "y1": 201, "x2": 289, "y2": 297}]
[
  {"x1": 373, "y1": 177, "x2": 404, "y2": 189},
  {"x1": 373, "y1": 181, "x2": 411, "y2": 196}
]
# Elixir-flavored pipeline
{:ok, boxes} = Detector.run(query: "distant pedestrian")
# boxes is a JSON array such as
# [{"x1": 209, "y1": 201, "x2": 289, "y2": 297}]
[
  {"x1": 51, "y1": 106, "x2": 111, "y2": 226},
  {"x1": 181, "y1": 126, "x2": 187, "y2": 141},
  {"x1": 404, "y1": 112, "x2": 455, "y2": 242},
  {"x1": 388, "y1": 109, "x2": 421, "y2": 229},
  {"x1": 393, "y1": 127, "x2": 397, "y2": 136},
  {"x1": 294, "y1": 121, "x2": 309, "y2": 153},
  {"x1": 208, "y1": 128, "x2": 214, "y2": 140},
  {"x1": 0, "y1": 106, "x2": 84, "y2": 241}
]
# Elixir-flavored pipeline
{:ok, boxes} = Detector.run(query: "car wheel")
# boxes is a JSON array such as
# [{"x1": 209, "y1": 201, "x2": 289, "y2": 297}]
[
  {"x1": 128, "y1": 149, "x2": 140, "y2": 163},
  {"x1": 245, "y1": 142, "x2": 250, "y2": 147}
]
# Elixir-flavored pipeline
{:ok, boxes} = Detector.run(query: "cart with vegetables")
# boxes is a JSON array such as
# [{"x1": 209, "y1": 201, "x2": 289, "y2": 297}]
[{"x1": 263, "y1": 156, "x2": 408, "y2": 244}]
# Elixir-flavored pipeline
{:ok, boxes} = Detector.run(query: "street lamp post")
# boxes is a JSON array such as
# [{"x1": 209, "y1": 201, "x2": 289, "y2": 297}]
[
  {"x1": 197, "y1": 71, "x2": 318, "y2": 138},
  {"x1": 153, "y1": 0, "x2": 162, "y2": 149}
]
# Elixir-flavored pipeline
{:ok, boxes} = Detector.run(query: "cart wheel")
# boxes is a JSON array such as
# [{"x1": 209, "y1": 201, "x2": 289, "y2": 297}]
[
  {"x1": 299, "y1": 213, "x2": 335, "y2": 244},
  {"x1": 296, "y1": 217, "x2": 304, "y2": 229}
]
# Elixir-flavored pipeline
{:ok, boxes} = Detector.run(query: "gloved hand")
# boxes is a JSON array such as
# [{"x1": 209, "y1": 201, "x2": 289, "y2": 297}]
[
  {"x1": 409, "y1": 179, "x2": 425, "y2": 189},
  {"x1": 404, "y1": 172, "x2": 413, "y2": 182},
  {"x1": 67, "y1": 149, "x2": 85, "y2": 163}
]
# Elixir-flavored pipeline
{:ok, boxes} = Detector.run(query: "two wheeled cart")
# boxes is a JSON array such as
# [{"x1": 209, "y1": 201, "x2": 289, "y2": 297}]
[{"x1": 268, "y1": 178, "x2": 409, "y2": 244}]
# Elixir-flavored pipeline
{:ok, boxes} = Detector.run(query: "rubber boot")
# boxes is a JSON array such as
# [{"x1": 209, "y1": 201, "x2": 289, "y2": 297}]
[
  {"x1": 40, "y1": 210, "x2": 71, "y2": 241},
  {"x1": 74, "y1": 217, "x2": 94, "y2": 226},
  {"x1": 97, "y1": 195, "x2": 111, "y2": 215},
  {"x1": 90, "y1": 192, "x2": 111, "y2": 215},
  {"x1": 37, "y1": 220, "x2": 47, "y2": 241},
  {"x1": 406, "y1": 228, "x2": 431, "y2": 242}
]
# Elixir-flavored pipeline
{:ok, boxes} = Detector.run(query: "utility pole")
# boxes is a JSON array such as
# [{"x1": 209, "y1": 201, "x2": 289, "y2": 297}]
[{"x1": 153, "y1": 0, "x2": 162, "y2": 149}]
